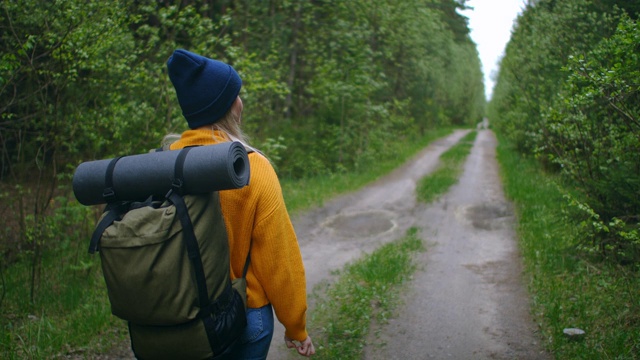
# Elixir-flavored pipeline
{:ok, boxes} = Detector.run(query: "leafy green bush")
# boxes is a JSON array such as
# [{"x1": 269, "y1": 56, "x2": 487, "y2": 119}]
[
  {"x1": 489, "y1": 0, "x2": 620, "y2": 154},
  {"x1": 542, "y1": 15, "x2": 640, "y2": 261},
  {"x1": 489, "y1": 0, "x2": 640, "y2": 263}
]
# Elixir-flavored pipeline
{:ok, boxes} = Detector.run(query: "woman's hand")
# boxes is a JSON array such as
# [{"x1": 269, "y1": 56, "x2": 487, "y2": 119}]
[{"x1": 285, "y1": 335, "x2": 316, "y2": 356}]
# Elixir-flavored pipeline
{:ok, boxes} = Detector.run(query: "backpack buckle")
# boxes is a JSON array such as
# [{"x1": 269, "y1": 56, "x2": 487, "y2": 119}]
[{"x1": 102, "y1": 187, "x2": 117, "y2": 203}]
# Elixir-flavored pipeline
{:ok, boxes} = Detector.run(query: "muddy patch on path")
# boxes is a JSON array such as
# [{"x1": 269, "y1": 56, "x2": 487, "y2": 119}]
[
  {"x1": 323, "y1": 210, "x2": 397, "y2": 238},
  {"x1": 459, "y1": 203, "x2": 514, "y2": 231}
]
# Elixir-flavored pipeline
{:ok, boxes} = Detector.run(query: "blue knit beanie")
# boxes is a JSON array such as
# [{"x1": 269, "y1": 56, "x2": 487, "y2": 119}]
[{"x1": 167, "y1": 49, "x2": 242, "y2": 129}]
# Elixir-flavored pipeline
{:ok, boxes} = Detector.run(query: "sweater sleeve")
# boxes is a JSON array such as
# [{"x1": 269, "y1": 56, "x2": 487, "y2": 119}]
[{"x1": 250, "y1": 155, "x2": 309, "y2": 341}]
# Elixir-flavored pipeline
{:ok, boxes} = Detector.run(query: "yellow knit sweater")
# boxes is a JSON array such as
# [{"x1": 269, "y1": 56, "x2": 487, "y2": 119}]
[{"x1": 170, "y1": 128, "x2": 308, "y2": 341}]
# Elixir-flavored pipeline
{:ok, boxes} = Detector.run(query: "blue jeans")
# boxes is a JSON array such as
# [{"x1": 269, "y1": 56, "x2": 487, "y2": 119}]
[{"x1": 225, "y1": 304, "x2": 274, "y2": 360}]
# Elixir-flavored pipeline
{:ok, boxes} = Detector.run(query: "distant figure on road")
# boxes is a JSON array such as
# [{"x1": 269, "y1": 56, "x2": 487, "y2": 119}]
[{"x1": 477, "y1": 117, "x2": 489, "y2": 129}]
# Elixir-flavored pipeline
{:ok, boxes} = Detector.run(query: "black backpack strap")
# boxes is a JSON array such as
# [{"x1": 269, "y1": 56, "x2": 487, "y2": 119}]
[
  {"x1": 242, "y1": 240, "x2": 252, "y2": 278},
  {"x1": 165, "y1": 147, "x2": 211, "y2": 311},
  {"x1": 88, "y1": 203, "x2": 126, "y2": 254},
  {"x1": 88, "y1": 156, "x2": 126, "y2": 254},
  {"x1": 167, "y1": 190, "x2": 210, "y2": 310},
  {"x1": 170, "y1": 146, "x2": 191, "y2": 195},
  {"x1": 102, "y1": 156, "x2": 123, "y2": 203},
  {"x1": 242, "y1": 146, "x2": 254, "y2": 277}
]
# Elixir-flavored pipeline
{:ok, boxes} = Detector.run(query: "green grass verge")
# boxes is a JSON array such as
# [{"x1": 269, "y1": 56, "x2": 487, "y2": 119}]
[
  {"x1": 0, "y1": 200, "x2": 128, "y2": 359},
  {"x1": 308, "y1": 228, "x2": 423, "y2": 360},
  {"x1": 416, "y1": 130, "x2": 477, "y2": 203},
  {"x1": 281, "y1": 127, "x2": 457, "y2": 214},
  {"x1": 496, "y1": 135, "x2": 640, "y2": 359}
]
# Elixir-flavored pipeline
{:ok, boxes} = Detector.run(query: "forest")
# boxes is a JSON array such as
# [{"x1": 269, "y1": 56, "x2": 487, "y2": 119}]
[
  {"x1": 0, "y1": 0, "x2": 483, "y2": 264},
  {"x1": 1, "y1": 0, "x2": 639, "y2": 358},
  {"x1": 489, "y1": 0, "x2": 640, "y2": 264}
]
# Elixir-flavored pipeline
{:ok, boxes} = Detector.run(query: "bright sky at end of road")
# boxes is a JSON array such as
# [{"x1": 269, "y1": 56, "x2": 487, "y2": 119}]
[{"x1": 461, "y1": 0, "x2": 527, "y2": 100}]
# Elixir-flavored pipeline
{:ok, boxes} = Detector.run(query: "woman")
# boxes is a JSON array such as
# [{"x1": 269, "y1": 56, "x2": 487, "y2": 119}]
[{"x1": 166, "y1": 49, "x2": 315, "y2": 359}]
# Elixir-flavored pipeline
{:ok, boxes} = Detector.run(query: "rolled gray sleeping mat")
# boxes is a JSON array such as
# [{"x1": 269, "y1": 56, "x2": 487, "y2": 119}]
[{"x1": 73, "y1": 141, "x2": 250, "y2": 206}]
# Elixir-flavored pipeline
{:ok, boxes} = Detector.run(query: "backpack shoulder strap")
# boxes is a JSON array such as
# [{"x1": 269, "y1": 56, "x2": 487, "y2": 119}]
[
  {"x1": 166, "y1": 147, "x2": 211, "y2": 311},
  {"x1": 242, "y1": 240, "x2": 252, "y2": 279},
  {"x1": 88, "y1": 203, "x2": 127, "y2": 254},
  {"x1": 89, "y1": 156, "x2": 126, "y2": 254}
]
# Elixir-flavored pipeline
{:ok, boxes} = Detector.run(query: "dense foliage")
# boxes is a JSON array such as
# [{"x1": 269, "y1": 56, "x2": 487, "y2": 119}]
[
  {"x1": 488, "y1": 0, "x2": 640, "y2": 262},
  {"x1": 1, "y1": 0, "x2": 483, "y2": 181},
  {"x1": 0, "y1": 0, "x2": 482, "y2": 297}
]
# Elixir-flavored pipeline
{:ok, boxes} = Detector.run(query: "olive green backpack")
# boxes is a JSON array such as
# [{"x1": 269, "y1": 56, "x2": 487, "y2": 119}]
[{"x1": 89, "y1": 147, "x2": 250, "y2": 359}]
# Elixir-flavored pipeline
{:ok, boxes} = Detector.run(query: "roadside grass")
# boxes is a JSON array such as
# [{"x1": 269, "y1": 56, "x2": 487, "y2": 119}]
[
  {"x1": 416, "y1": 130, "x2": 477, "y2": 203},
  {"x1": 496, "y1": 136, "x2": 640, "y2": 359},
  {"x1": 281, "y1": 127, "x2": 457, "y2": 214},
  {"x1": 0, "y1": 127, "x2": 457, "y2": 359},
  {"x1": 0, "y1": 200, "x2": 127, "y2": 359},
  {"x1": 307, "y1": 228, "x2": 423, "y2": 360}
]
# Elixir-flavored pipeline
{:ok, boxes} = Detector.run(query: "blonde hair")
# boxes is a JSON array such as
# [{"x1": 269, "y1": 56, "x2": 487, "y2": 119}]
[
  {"x1": 162, "y1": 98, "x2": 257, "y2": 153},
  {"x1": 210, "y1": 106, "x2": 255, "y2": 152}
]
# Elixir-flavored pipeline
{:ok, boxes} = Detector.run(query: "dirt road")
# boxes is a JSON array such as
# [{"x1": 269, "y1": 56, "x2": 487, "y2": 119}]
[
  {"x1": 270, "y1": 129, "x2": 549, "y2": 359},
  {"x1": 99, "y1": 129, "x2": 548, "y2": 359}
]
